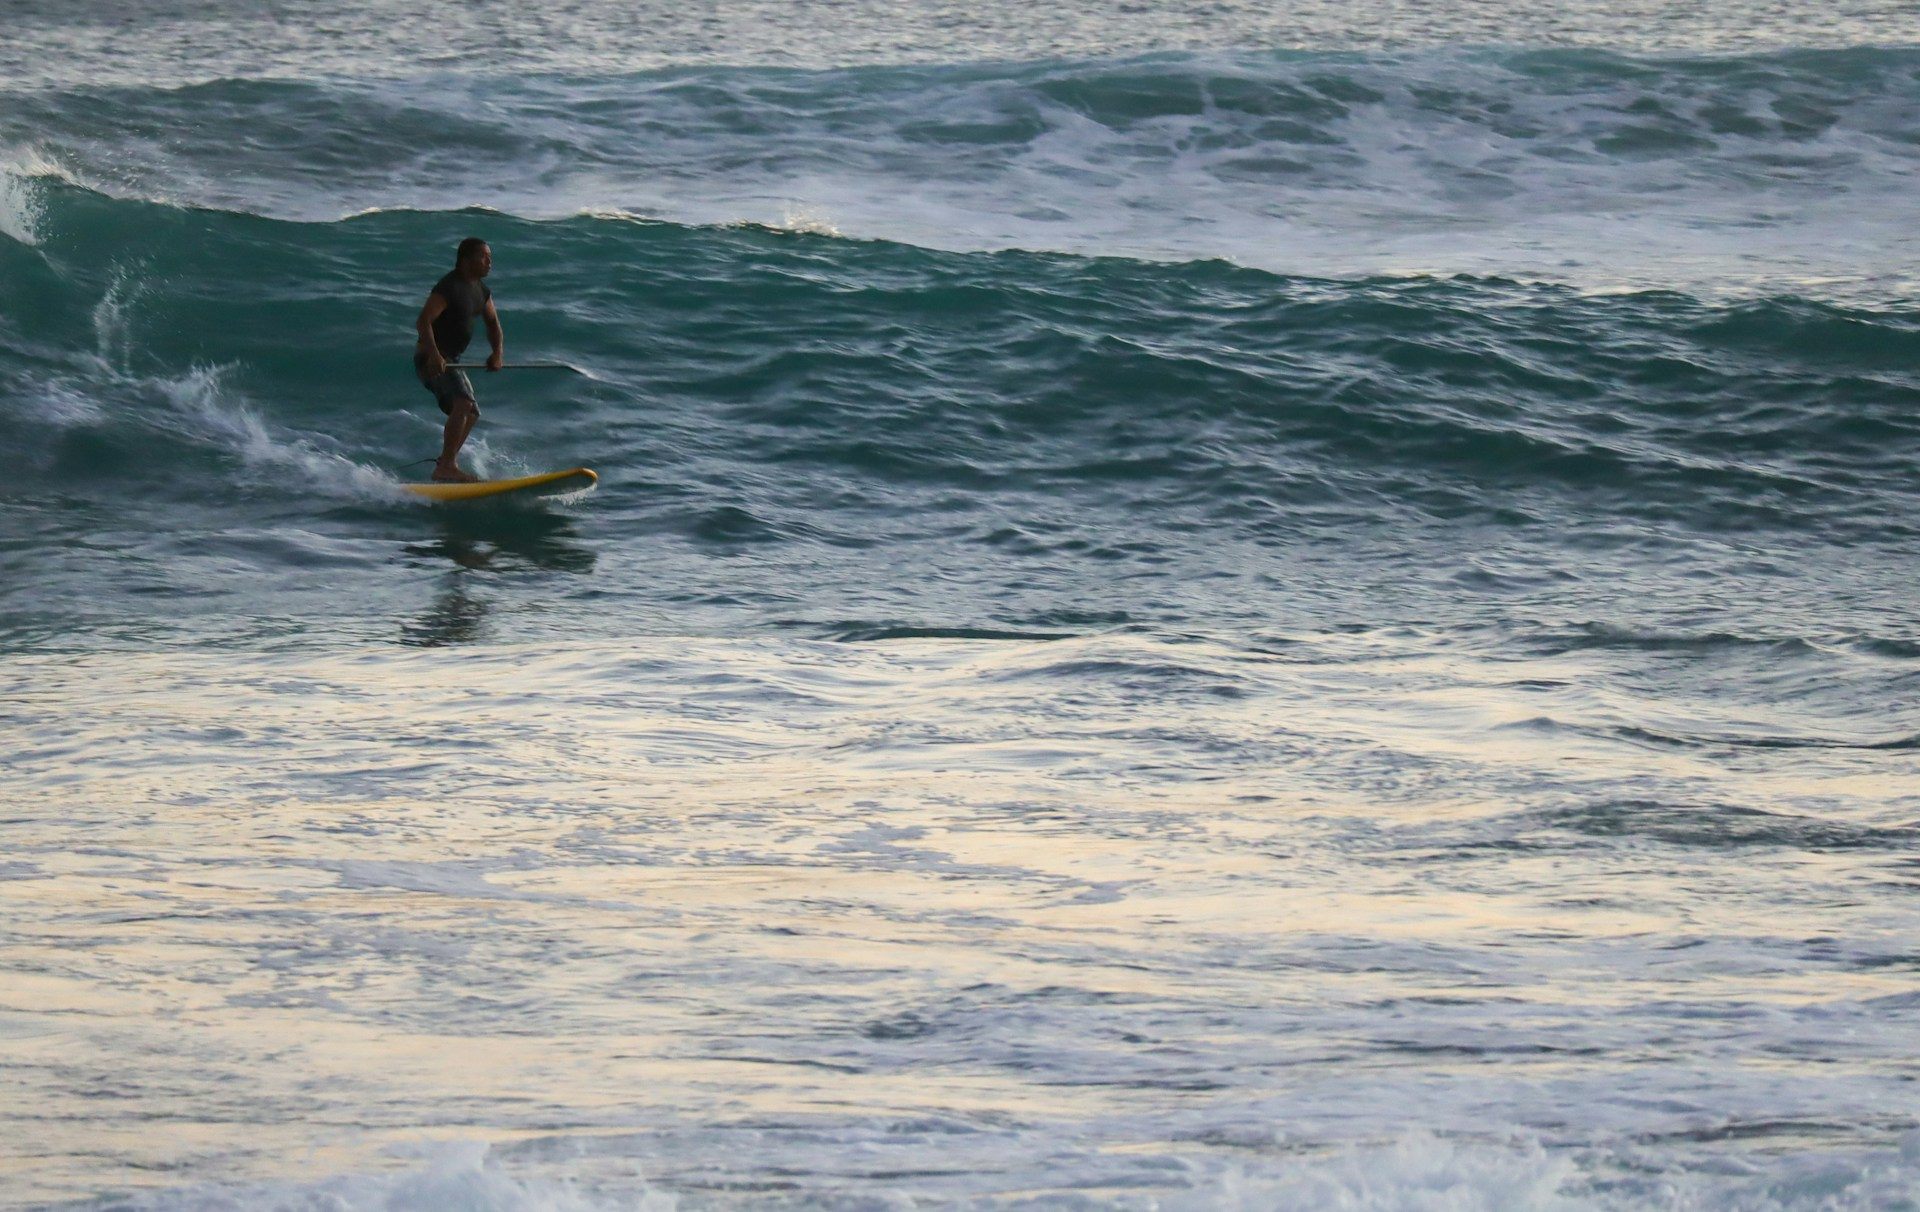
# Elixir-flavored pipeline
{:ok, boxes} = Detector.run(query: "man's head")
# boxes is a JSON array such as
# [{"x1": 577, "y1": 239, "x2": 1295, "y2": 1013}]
[{"x1": 456, "y1": 237, "x2": 492, "y2": 278}]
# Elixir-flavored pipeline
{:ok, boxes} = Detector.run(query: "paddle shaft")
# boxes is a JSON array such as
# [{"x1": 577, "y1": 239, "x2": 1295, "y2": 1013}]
[{"x1": 446, "y1": 361, "x2": 585, "y2": 373}]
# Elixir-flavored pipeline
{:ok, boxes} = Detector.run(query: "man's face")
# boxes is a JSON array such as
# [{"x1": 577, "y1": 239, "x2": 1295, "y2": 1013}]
[{"x1": 464, "y1": 244, "x2": 492, "y2": 278}]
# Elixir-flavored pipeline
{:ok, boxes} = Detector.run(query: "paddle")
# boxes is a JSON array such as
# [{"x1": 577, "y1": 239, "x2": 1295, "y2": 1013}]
[{"x1": 446, "y1": 360, "x2": 592, "y2": 376}]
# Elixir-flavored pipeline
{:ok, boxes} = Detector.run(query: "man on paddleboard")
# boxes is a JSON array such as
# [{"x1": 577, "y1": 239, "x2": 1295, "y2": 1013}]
[{"x1": 414, "y1": 237, "x2": 503, "y2": 482}]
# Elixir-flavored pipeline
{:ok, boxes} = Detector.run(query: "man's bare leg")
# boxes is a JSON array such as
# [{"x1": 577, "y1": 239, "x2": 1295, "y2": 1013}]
[{"x1": 433, "y1": 397, "x2": 481, "y2": 482}]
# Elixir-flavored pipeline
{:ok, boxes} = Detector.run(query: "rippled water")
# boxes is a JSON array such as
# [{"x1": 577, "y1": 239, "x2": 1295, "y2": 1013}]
[
  {"x1": 10, "y1": 632, "x2": 1918, "y2": 1208},
  {"x1": 3, "y1": 0, "x2": 1919, "y2": 1208}
]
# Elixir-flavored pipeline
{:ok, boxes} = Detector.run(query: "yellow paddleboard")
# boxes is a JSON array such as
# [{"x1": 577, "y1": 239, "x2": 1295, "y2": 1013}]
[{"x1": 403, "y1": 468, "x2": 598, "y2": 502}]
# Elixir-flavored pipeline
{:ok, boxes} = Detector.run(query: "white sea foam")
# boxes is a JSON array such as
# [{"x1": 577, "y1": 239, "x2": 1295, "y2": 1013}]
[
  {"x1": 6, "y1": 279, "x2": 420, "y2": 500},
  {"x1": 0, "y1": 147, "x2": 62, "y2": 246},
  {"x1": 88, "y1": 271, "x2": 144, "y2": 373},
  {"x1": 7, "y1": 51, "x2": 1915, "y2": 296},
  {"x1": 81, "y1": 1142, "x2": 677, "y2": 1212},
  {"x1": 1180, "y1": 1133, "x2": 1920, "y2": 1212},
  {"x1": 0, "y1": 0, "x2": 1896, "y2": 89},
  {"x1": 149, "y1": 366, "x2": 404, "y2": 500},
  {"x1": 52, "y1": 1129, "x2": 1920, "y2": 1211},
  {"x1": 24, "y1": 378, "x2": 104, "y2": 427},
  {"x1": 0, "y1": 177, "x2": 40, "y2": 246},
  {"x1": 776, "y1": 201, "x2": 843, "y2": 237}
]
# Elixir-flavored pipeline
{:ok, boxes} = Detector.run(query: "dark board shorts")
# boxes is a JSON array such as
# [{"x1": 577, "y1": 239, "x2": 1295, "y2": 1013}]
[{"x1": 413, "y1": 353, "x2": 479, "y2": 417}]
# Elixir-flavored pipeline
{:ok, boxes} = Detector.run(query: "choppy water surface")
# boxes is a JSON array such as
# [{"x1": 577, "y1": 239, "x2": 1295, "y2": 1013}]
[{"x1": 2, "y1": 0, "x2": 1919, "y2": 1208}]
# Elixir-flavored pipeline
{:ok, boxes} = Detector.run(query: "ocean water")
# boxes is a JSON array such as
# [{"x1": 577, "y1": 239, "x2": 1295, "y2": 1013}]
[{"x1": 4, "y1": 1, "x2": 1920, "y2": 1208}]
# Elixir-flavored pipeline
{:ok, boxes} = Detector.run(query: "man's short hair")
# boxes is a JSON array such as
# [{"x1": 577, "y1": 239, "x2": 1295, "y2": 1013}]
[{"x1": 456, "y1": 236, "x2": 488, "y2": 264}]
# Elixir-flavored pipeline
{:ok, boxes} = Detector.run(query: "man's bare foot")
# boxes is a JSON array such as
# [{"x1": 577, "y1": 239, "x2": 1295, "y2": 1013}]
[{"x1": 431, "y1": 464, "x2": 481, "y2": 483}]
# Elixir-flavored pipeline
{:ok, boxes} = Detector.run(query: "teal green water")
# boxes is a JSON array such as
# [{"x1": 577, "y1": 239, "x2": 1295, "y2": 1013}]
[
  {"x1": 3, "y1": 10, "x2": 1919, "y2": 1210},
  {"x1": 5, "y1": 185, "x2": 1916, "y2": 650}
]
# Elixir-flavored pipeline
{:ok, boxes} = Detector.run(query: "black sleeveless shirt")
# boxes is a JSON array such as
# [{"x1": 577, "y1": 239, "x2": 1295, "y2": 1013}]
[{"x1": 428, "y1": 271, "x2": 491, "y2": 359}]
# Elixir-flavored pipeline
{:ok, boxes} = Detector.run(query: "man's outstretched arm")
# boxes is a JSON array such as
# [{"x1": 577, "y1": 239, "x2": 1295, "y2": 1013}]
[
  {"x1": 417, "y1": 294, "x2": 449, "y2": 375},
  {"x1": 482, "y1": 298, "x2": 504, "y2": 371}
]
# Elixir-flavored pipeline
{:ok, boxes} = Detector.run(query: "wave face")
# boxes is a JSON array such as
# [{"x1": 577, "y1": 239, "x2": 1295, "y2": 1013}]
[
  {"x1": 4, "y1": 6, "x2": 1920, "y2": 1211},
  {"x1": 2, "y1": 159, "x2": 1916, "y2": 648}
]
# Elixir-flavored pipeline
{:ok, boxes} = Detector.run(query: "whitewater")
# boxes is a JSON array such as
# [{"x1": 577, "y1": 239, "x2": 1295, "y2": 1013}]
[{"x1": 2, "y1": 0, "x2": 1918, "y2": 1209}]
